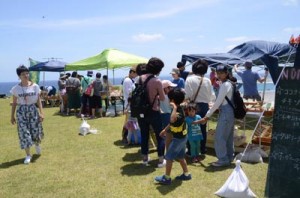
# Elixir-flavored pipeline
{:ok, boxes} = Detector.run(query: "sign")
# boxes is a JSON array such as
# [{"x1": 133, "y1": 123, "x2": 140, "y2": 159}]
[{"x1": 265, "y1": 45, "x2": 300, "y2": 197}]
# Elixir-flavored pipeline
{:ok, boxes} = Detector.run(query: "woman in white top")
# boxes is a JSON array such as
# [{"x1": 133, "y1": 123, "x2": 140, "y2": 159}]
[
  {"x1": 185, "y1": 59, "x2": 213, "y2": 155},
  {"x1": 10, "y1": 65, "x2": 44, "y2": 164},
  {"x1": 203, "y1": 65, "x2": 234, "y2": 167}
]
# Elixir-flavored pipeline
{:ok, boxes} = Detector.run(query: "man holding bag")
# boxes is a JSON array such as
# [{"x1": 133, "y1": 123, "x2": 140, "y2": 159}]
[{"x1": 80, "y1": 71, "x2": 94, "y2": 117}]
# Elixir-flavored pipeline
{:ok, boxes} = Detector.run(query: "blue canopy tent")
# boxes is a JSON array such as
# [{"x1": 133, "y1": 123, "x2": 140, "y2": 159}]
[
  {"x1": 29, "y1": 60, "x2": 67, "y2": 72},
  {"x1": 29, "y1": 60, "x2": 67, "y2": 86},
  {"x1": 181, "y1": 40, "x2": 297, "y2": 83}
]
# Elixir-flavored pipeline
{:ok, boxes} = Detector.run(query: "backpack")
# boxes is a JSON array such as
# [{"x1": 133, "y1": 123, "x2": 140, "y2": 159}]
[
  {"x1": 225, "y1": 82, "x2": 247, "y2": 119},
  {"x1": 130, "y1": 75, "x2": 155, "y2": 118}
]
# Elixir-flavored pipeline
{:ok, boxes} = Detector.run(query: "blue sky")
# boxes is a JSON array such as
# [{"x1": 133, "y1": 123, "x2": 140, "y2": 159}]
[{"x1": 1, "y1": 0, "x2": 299, "y2": 82}]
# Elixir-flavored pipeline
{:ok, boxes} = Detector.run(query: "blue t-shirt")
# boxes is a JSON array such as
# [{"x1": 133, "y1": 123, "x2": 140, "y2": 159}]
[
  {"x1": 236, "y1": 70, "x2": 260, "y2": 96},
  {"x1": 185, "y1": 115, "x2": 203, "y2": 141},
  {"x1": 180, "y1": 70, "x2": 190, "y2": 81},
  {"x1": 172, "y1": 78, "x2": 185, "y2": 89}
]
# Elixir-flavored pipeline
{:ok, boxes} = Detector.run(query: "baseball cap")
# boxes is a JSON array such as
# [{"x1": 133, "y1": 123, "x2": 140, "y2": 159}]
[
  {"x1": 162, "y1": 80, "x2": 177, "y2": 89},
  {"x1": 216, "y1": 65, "x2": 228, "y2": 72},
  {"x1": 87, "y1": 71, "x2": 93, "y2": 77},
  {"x1": 244, "y1": 60, "x2": 253, "y2": 68}
]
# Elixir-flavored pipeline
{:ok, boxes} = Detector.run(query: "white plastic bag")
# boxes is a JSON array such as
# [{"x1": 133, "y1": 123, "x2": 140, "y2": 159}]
[
  {"x1": 79, "y1": 119, "x2": 90, "y2": 136},
  {"x1": 235, "y1": 144, "x2": 268, "y2": 163},
  {"x1": 215, "y1": 160, "x2": 256, "y2": 198}
]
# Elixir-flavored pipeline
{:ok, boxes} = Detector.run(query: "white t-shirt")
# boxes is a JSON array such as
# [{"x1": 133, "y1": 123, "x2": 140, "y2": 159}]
[
  {"x1": 10, "y1": 83, "x2": 41, "y2": 105},
  {"x1": 206, "y1": 80, "x2": 233, "y2": 117},
  {"x1": 122, "y1": 77, "x2": 135, "y2": 107},
  {"x1": 185, "y1": 75, "x2": 214, "y2": 103}
]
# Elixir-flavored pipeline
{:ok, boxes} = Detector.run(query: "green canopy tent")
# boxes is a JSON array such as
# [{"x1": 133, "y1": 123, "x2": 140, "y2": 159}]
[{"x1": 65, "y1": 48, "x2": 148, "y2": 84}]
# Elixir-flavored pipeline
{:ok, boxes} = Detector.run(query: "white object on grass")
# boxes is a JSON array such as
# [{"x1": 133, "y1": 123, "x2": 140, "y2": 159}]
[{"x1": 215, "y1": 160, "x2": 257, "y2": 198}]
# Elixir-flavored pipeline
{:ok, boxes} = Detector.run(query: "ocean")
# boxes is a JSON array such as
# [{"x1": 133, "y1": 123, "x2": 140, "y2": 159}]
[{"x1": 0, "y1": 75, "x2": 275, "y2": 97}]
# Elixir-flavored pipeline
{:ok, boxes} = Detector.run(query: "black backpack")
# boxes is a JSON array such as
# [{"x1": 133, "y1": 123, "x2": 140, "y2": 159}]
[
  {"x1": 130, "y1": 75, "x2": 155, "y2": 118},
  {"x1": 225, "y1": 82, "x2": 247, "y2": 119}
]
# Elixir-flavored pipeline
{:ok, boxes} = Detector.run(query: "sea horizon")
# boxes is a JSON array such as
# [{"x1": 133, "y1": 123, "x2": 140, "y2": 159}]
[{"x1": 0, "y1": 75, "x2": 275, "y2": 98}]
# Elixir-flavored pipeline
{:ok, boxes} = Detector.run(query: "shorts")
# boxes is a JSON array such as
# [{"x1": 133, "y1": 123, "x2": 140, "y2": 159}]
[{"x1": 165, "y1": 136, "x2": 187, "y2": 161}]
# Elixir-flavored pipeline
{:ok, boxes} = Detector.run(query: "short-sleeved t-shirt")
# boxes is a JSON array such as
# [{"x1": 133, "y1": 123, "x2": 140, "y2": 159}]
[
  {"x1": 10, "y1": 83, "x2": 40, "y2": 105},
  {"x1": 236, "y1": 70, "x2": 260, "y2": 96},
  {"x1": 172, "y1": 78, "x2": 185, "y2": 89},
  {"x1": 170, "y1": 106, "x2": 187, "y2": 139},
  {"x1": 185, "y1": 115, "x2": 203, "y2": 141}
]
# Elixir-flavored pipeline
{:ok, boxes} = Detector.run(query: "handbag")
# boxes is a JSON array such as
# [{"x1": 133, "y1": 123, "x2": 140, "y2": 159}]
[{"x1": 85, "y1": 81, "x2": 94, "y2": 97}]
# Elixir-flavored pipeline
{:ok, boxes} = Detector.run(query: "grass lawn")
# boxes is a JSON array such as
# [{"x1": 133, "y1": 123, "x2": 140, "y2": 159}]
[{"x1": 0, "y1": 98, "x2": 269, "y2": 198}]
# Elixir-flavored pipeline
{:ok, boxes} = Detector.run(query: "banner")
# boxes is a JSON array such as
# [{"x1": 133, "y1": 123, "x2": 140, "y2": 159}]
[{"x1": 29, "y1": 58, "x2": 40, "y2": 84}]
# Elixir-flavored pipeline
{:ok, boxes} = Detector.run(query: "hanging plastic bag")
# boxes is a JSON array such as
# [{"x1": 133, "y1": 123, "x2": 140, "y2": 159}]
[{"x1": 215, "y1": 160, "x2": 257, "y2": 198}]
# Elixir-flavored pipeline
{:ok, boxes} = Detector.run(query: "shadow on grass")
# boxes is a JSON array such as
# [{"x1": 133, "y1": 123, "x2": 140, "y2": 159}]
[
  {"x1": 0, "y1": 154, "x2": 41, "y2": 168},
  {"x1": 122, "y1": 152, "x2": 141, "y2": 162},
  {"x1": 204, "y1": 163, "x2": 235, "y2": 172},
  {"x1": 156, "y1": 179, "x2": 183, "y2": 195},
  {"x1": 120, "y1": 163, "x2": 156, "y2": 176},
  {"x1": 114, "y1": 139, "x2": 126, "y2": 147}
]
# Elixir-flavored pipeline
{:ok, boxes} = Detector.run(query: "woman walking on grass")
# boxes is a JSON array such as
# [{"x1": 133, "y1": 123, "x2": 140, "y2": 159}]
[{"x1": 10, "y1": 65, "x2": 44, "y2": 164}]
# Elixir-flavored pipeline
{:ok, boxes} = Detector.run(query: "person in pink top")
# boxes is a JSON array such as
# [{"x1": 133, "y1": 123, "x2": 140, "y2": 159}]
[
  {"x1": 210, "y1": 67, "x2": 220, "y2": 96},
  {"x1": 138, "y1": 57, "x2": 166, "y2": 168}
]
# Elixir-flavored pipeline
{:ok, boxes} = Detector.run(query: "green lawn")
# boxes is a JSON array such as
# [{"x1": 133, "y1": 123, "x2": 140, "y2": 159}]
[{"x1": 0, "y1": 98, "x2": 268, "y2": 198}]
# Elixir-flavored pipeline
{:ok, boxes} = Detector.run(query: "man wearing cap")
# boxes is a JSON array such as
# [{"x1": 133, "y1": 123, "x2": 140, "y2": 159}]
[
  {"x1": 203, "y1": 64, "x2": 235, "y2": 167},
  {"x1": 170, "y1": 68, "x2": 185, "y2": 89},
  {"x1": 234, "y1": 60, "x2": 268, "y2": 101},
  {"x1": 80, "y1": 71, "x2": 94, "y2": 116},
  {"x1": 177, "y1": 61, "x2": 192, "y2": 81}
]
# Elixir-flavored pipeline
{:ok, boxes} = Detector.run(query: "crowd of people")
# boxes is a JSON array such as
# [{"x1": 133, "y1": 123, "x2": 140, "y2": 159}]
[{"x1": 10, "y1": 58, "x2": 268, "y2": 186}]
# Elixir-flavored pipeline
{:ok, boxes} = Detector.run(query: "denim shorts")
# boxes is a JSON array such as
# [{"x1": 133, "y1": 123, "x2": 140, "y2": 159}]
[{"x1": 165, "y1": 136, "x2": 187, "y2": 161}]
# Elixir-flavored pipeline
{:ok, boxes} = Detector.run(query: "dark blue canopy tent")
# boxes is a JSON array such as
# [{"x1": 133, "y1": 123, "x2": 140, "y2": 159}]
[
  {"x1": 29, "y1": 60, "x2": 66, "y2": 72},
  {"x1": 181, "y1": 40, "x2": 297, "y2": 83}
]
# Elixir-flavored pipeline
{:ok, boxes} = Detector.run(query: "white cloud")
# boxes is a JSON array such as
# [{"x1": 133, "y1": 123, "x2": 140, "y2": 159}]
[
  {"x1": 283, "y1": 27, "x2": 300, "y2": 34},
  {"x1": 132, "y1": 33, "x2": 163, "y2": 42},
  {"x1": 225, "y1": 36, "x2": 249, "y2": 42},
  {"x1": 0, "y1": 0, "x2": 219, "y2": 29},
  {"x1": 282, "y1": 0, "x2": 299, "y2": 6}
]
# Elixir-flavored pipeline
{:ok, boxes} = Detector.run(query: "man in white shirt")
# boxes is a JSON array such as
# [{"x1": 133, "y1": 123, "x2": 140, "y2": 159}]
[{"x1": 122, "y1": 68, "x2": 137, "y2": 107}]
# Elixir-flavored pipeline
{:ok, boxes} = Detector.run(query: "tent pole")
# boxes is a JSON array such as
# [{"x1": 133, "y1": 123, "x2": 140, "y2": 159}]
[
  {"x1": 43, "y1": 72, "x2": 45, "y2": 86},
  {"x1": 261, "y1": 68, "x2": 268, "y2": 104},
  {"x1": 113, "y1": 69, "x2": 115, "y2": 85}
]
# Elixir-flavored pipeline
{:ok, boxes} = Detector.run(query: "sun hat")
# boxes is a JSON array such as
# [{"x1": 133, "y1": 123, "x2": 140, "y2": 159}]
[
  {"x1": 162, "y1": 80, "x2": 177, "y2": 89},
  {"x1": 170, "y1": 68, "x2": 180, "y2": 75}
]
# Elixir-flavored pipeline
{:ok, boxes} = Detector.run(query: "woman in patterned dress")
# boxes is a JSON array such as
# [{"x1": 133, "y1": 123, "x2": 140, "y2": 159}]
[{"x1": 10, "y1": 65, "x2": 44, "y2": 164}]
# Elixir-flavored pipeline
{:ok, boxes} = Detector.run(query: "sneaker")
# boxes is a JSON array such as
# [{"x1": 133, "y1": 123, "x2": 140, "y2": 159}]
[
  {"x1": 24, "y1": 155, "x2": 32, "y2": 164},
  {"x1": 192, "y1": 157, "x2": 199, "y2": 163},
  {"x1": 155, "y1": 175, "x2": 171, "y2": 185},
  {"x1": 211, "y1": 161, "x2": 230, "y2": 167},
  {"x1": 142, "y1": 156, "x2": 151, "y2": 166},
  {"x1": 157, "y1": 159, "x2": 166, "y2": 168},
  {"x1": 175, "y1": 173, "x2": 192, "y2": 180},
  {"x1": 35, "y1": 145, "x2": 41, "y2": 155}
]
